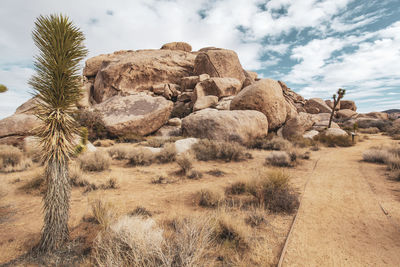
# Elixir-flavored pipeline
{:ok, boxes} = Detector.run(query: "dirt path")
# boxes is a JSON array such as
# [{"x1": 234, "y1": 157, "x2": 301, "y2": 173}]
[{"x1": 281, "y1": 136, "x2": 400, "y2": 266}]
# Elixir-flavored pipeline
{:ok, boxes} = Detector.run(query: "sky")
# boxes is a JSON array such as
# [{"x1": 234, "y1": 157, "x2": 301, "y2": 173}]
[{"x1": 0, "y1": 0, "x2": 399, "y2": 119}]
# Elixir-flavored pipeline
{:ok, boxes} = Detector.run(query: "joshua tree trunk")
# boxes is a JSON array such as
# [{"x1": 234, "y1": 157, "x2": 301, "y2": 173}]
[
  {"x1": 37, "y1": 159, "x2": 71, "y2": 252},
  {"x1": 328, "y1": 88, "x2": 346, "y2": 128}
]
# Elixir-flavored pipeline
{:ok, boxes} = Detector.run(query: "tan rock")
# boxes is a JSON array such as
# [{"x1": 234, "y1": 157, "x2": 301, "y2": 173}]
[
  {"x1": 364, "y1": 112, "x2": 388, "y2": 120},
  {"x1": 216, "y1": 96, "x2": 235, "y2": 110},
  {"x1": 305, "y1": 98, "x2": 332, "y2": 114},
  {"x1": 83, "y1": 53, "x2": 114, "y2": 77},
  {"x1": 182, "y1": 109, "x2": 268, "y2": 144},
  {"x1": 177, "y1": 92, "x2": 193, "y2": 102},
  {"x1": 325, "y1": 128, "x2": 348, "y2": 137},
  {"x1": 168, "y1": 118, "x2": 182, "y2": 126},
  {"x1": 325, "y1": 100, "x2": 340, "y2": 110},
  {"x1": 303, "y1": 130, "x2": 319, "y2": 139},
  {"x1": 230, "y1": 79, "x2": 288, "y2": 130},
  {"x1": 171, "y1": 101, "x2": 192, "y2": 118},
  {"x1": 313, "y1": 121, "x2": 340, "y2": 131},
  {"x1": 340, "y1": 100, "x2": 357, "y2": 111},
  {"x1": 15, "y1": 98, "x2": 39, "y2": 115},
  {"x1": 155, "y1": 125, "x2": 182, "y2": 137},
  {"x1": 77, "y1": 78, "x2": 93, "y2": 108},
  {"x1": 95, "y1": 94, "x2": 173, "y2": 136},
  {"x1": 193, "y1": 96, "x2": 218, "y2": 111},
  {"x1": 0, "y1": 114, "x2": 41, "y2": 138},
  {"x1": 92, "y1": 49, "x2": 195, "y2": 103},
  {"x1": 161, "y1": 42, "x2": 192, "y2": 52},
  {"x1": 200, "y1": 77, "x2": 242, "y2": 98},
  {"x1": 282, "y1": 112, "x2": 315, "y2": 139},
  {"x1": 194, "y1": 49, "x2": 246, "y2": 85},
  {"x1": 336, "y1": 109, "x2": 357, "y2": 119},
  {"x1": 278, "y1": 81, "x2": 306, "y2": 113}
]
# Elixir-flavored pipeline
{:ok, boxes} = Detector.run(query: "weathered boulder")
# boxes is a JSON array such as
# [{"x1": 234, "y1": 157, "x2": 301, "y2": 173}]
[
  {"x1": 282, "y1": 112, "x2": 315, "y2": 139},
  {"x1": 14, "y1": 98, "x2": 39, "y2": 115},
  {"x1": 83, "y1": 53, "x2": 114, "y2": 77},
  {"x1": 230, "y1": 79, "x2": 287, "y2": 130},
  {"x1": 155, "y1": 125, "x2": 182, "y2": 137},
  {"x1": 168, "y1": 118, "x2": 182, "y2": 126},
  {"x1": 247, "y1": 71, "x2": 258, "y2": 81},
  {"x1": 363, "y1": 112, "x2": 389, "y2": 120},
  {"x1": 313, "y1": 121, "x2": 340, "y2": 131},
  {"x1": 340, "y1": 100, "x2": 357, "y2": 111},
  {"x1": 278, "y1": 81, "x2": 306, "y2": 112},
  {"x1": 175, "y1": 138, "x2": 198, "y2": 154},
  {"x1": 161, "y1": 42, "x2": 192, "y2": 52},
  {"x1": 0, "y1": 114, "x2": 41, "y2": 138},
  {"x1": 336, "y1": 109, "x2": 357, "y2": 119},
  {"x1": 196, "y1": 77, "x2": 242, "y2": 99},
  {"x1": 170, "y1": 101, "x2": 192, "y2": 118},
  {"x1": 325, "y1": 100, "x2": 340, "y2": 110},
  {"x1": 95, "y1": 94, "x2": 173, "y2": 136},
  {"x1": 303, "y1": 130, "x2": 319, "y2": 139},
  {"x1": 311, "y1": 113, "x2": 331, "y2": 122},
  {"x1": 305, "y1": 98, "x2": 332, "y2": 114},
  {"x1": 180, "y1": 74, "x2": 210, "y2": 90},
  {"x1": 77, "y1": 78, "x2": 94, "y2": 108},
  {"x1": 90, "y1": 49, "x2": 196, "y2": 103},
  {"x1": 325, "y1": 128, "x2": 348, "y2": 137},
  {"x1": 152, "y1": 83, "x2": 181, "y2": 100},
  {"x1": 193, "y1": 96, "x2": 218, "y2": 111},
  {"x1": 193, "y1": 49, "x2": 246, "y2": 85},
  {"x1": 216, "y1": 96, "x2": 235, "y2": 110},
  {"x1": 182, "y1": 109, "x2": 269, "y2": 144},
  {"x1": 177, "y1": 92, "x2": 193, "y2": 102}
]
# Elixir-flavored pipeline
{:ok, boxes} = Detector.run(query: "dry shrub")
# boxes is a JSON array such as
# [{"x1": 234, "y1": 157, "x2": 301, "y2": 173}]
[
  {"x1": 117, "y1": 133, "x2": 145, "y2": 143},
  {"x1": 206, "y1": 169, "x2": 226, "y2": 177},
  {"x1": 225, "y1": 181, "x2": 247, "y2": 195},
  {"x1": 92, "y1": 215, "x2": 164, "y2": 267},
  {"x1": 245, "y1": 209, "x2": 266, "y2": 228},
  {"x1": 69, "y1": 165, "x2": 89, "y2": 187},
  {"x1": 186, "y1": 170, "x2": 203, "y2": 179},
  {"x1": 192, "y1": 139, "x2": 248, "y2": 162},
  {"x1": 214, "y1": 212, "x2": 249, "y2": 251},
  {"x1": 195, "y1": 189, "x2": 223, "y2": 208},
  {"x1": 108, "y1": 146, "x2": 130, "y2": 160},
  {"x1": 130, "y1": 206, "x2": 152, "y2": 218},
  {"x1": 127, "y1": 147, "x2": 155, "y2": 166},
  {"x1": 176, "y1": 153, "x2": 193, "y2": 175},
  {"x1": 19, "y1": 171, "x2": 46, "y2": 194},
  {"x1": 359, "y1": 127, "x2": 380, "y2": 134},
  {"x1": 156, "y1": 144, "x2": 177, "y2": 163},
  {"x1": 102, "y1": 178, "x2": 119, "y2": 189},
  {"x1": 314, "y1": 133, "x2": 353, "y2": 147},
  {"x1": 265, "y1": 151, "x2": 291, "y2": 167},
  {"x1": 362, "y1": 149, "x2": 390, "y2": 163},
  {"x1": 93, "y1": 139, "x2": 115, "y2": 147},
  {"x1": 91, "y1": 199, "x2": 116, "y2": 230},
  {"x1": 247, "y1": 136, "x2": 292, "y2": 151},
  {"x1": 386, "y1": 155, "x2": 400, "y2": 171},
  {"x1": 0, "y1": 145, "x2": 32, "y2": 173},
  {"x1": 79, "y1": 151, "x2": 111, "y2": 172},
  {"x1": 144, "y1": 137, "x2": 181, "y2": 148},
  {"x1": 74, "y1": 109, "x2": 110, "y2": 141},
  {"x1": 392, "y1": 134, "x2": 400, "y2": 140},
  {"x1": 151, "y1": 175, "x2": 171, "y2": 184},
  {"x1": 291, "y1": 136, "x2": 317, "y2": 148}
]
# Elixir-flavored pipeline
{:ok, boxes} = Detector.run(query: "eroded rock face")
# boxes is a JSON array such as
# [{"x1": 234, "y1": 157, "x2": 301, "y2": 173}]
[
  {"x1": 282, "y1": 112, "x2": 315, "y2": 139},
  {"x1": 230, "y1": 79, "x2": 288, "y2": 130},
  {"x1": 278, "y1": 81, "x2": 306, "y2": 113},
  {"x1": 182, "y1": 109, "x2": 268, "y2": 144},
  {"x1": 325, "y1": 100, "x2": 340, "y2": 110},
  {"x1": 305, "y1": 98, "x2": 332, "y2": 114},
  {"x1": 363, "y1": 112, "x2": 389, "y2": 120},
  {"x1": 95, "y1": 94, "x2": 173, "y2": 136},
  {"x1": 161, "y1": 42, "x2": 192, "y2": 52},
  {"x1": 196, "y1": 77, "x2": 242, "y2": 99},
  {"x1": 193, "y1": 96, "x2": 218, "y2": 111},
  {"x1": 0, "y1": 114, "x2": 41, "y2": 138},
  {"x1": 88, "y1": 49, "x2": 196, "y2": 103},
  {"x1": 340, "y1": 100, "x2": 357, "y2": 111},
  {"x1": 194, "y1": 49, "x2": 246, "y2": 85},
  {"x1": 14, "y1": 98, "x2": 39, "y2": 115},
  {"x1": 336, "y1": 109, "x2": 357, "y2": 119}
]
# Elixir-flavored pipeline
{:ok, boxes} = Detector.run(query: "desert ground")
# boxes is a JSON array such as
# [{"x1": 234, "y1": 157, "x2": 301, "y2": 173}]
[{"x1": 1, "y1": 133, "x2": 399, "y2": 266}]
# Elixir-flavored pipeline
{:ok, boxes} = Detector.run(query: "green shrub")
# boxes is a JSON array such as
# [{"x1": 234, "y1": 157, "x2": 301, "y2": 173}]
[
  {"x1": 192, "y1": 139, "x2": 248, "y2": 162},
  {"x1": 0, "y1": 84, "x2": 7, "y2": 93},
  {"x1": 79, "y1": 151, "x2": 111, "y2": 172}
]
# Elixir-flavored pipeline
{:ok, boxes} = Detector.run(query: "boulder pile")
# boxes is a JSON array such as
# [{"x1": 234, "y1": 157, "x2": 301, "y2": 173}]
[{"x1": 0, "y1": 41, "x2": 388, "y2": 146}]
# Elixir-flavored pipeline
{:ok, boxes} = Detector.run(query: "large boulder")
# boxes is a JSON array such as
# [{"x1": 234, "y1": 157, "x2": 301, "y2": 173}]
[
  {"x1": 195, "y1": 77, "x2": 242, "y2": 99},
  {"x1": 182, "y1": 109, "x2": 269, "y2": 144},
  {"x1": 305, "y1": 98, "x2": 332, "y2": 114},
  {"x1": 95, "y1": 94, "x2": 173, "y2": 136},
  {"x1": 282, "y1": 112, "x2": 315, "y2": 139},
  {"x1": 89, "y1": 49, "x2": 196, "y2": 103},
  {"x1": 180, "y1": 74, "x2": 210, "y2": 90},
  {"x1": 336, "y1": 109, "x2": 357, "y2": 119},
  {"x1": 193, "y1": 49, "x2": 246, "y2": 85},
  {"x1": 325, "y1": 100, "x2": 340, "y2": 110},
  {"x1": 278, "y1": 81, "x2": 306, "y2": 113},
  {"x1": 14, "y1": 98, "x2": 39, "y2": 115},
  {"x1": 325, "y1": 128, "x2": 348, "y2": 137},
  {"x1": 193, "y1": 96, "x2": 218, "y2": 111},
  {"x1": 161, "y1": 42, "x2": 192, "y2": 52},
  {"x1": 0, "y1": 114, "x2": 41, "y2": 138},
  {"x1": 230, "y1": 79, "x2": 287, "y2": 130},
  {"x1": 303, "y1": 130, "x2": 319, "y2": 139},
  {"x1": 340, "y1": 100, "x2": 357, "y2": 111},
  {"x1": 363, "y1": 112, "x2": 389, "y2": 120}
]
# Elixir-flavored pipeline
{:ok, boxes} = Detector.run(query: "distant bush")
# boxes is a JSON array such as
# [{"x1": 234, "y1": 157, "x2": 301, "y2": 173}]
[
  {"x1": 195, "y1": 189, "x2": 223, "y2": 208},
  {"x1": 192, "y1": 139, "x2": 248, "y2": 162},
  {"x1": 359, "y1": 127, "x2": 380, "y2": 134},
  {"x1": 0, "y1": 145, "x2": 32, "y2": 173},
  {"x1": 247, "y1": 136, "x2": 292, "y2": 151},
  {"x1": 108, "y1": 146, "x2": 130, "y2": 160},
  {"x1": 126, "y1": 148, "x2": 155, "y2": 166},
  {"x1": 362, "y1": 149, "x2": 390, "y2": 163},
  {"x1": 314, "y1": 133, "x2": 353, "y2": 147},
  {"x1": 187, "y1": 170, "x2": 203, "y2": 179},
  {"x1": 129, "y1": 206, "x2": 152, "y2": 218},
  {"x1": 265, "y1": 151, "x2": 291, "y2": 167},
  {"x1": 144, "y1": 137, "x2": 181, "y2": 148},
  {"x1": 91, "y1": 199, "x2": 116, "y2": 230},
  {"x1": 79, "y1": 151, "x2": 111, "y2": 172},
  {"x1": 117, "y1": 133, "x2": 145, "y2": 144},
  {"x1": 176, "y1": 153, "x2": 193, "y2": 175},
  {"x1": 225, "y1": 181, "x2": 246, "y2": 195},
  {"x1": 386, "y1": 155, "x2": 400, "y2": 171},
  {"x1": 156, "y1": 143, "x2": 177, "y2": 163},
  {"x1": 74, "y1": 110, "x2": 110, "y2": 141},
  {"x1": 214, "y1": 212, "x2": 249, "y2": 251}
]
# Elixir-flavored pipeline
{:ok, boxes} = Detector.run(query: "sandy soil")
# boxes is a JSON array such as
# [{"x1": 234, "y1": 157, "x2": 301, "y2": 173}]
[{"x1": 281, "y1": 135, "x2": 400, "y2": 266}]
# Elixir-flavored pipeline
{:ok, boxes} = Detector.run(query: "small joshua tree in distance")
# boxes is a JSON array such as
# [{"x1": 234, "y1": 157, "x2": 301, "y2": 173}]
[
  {"x1": 328, "y1": 88, "x2": 346, "y2": 128},
  {"x1": 0, "y1": 84, "x2": 7, "y2": 93}
]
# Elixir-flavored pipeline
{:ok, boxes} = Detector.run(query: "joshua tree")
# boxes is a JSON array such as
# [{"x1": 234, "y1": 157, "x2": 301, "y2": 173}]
[
  {"x1": 0, "y1": 84, "x2": 7, "y2": 93},
  {"x1": 328, "y1": 88, "x2": 346, "y2": 128},
  {"x1": 29, "y1": 14, "x2": 88, "y2": 252}
]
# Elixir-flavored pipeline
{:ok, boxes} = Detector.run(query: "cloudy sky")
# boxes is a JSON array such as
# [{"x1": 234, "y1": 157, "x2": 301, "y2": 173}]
[{"x1": 1, "y1": 0, "x2": 399, "y2": 118}]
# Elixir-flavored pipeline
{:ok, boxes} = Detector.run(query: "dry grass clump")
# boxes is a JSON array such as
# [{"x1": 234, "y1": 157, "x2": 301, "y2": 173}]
[
  {"x1": 130, "y1": 206, "x2": 152, "y2": 218},
  {"x1": 144, "y1": 137, "x2": 181, "y2": 148},
  {"x1": 176, "y1": 153, "x2": 193, "y2": 175},
  {"x1": 359, "y1": 127, "x2": 380, "y2": 134},
  {"x1": 195, "y1": 189, "x2": 224, "y2": 208},
  {"x1": 187, "y1": 170, "x2": 203, "y2": 179},
  {"x1": 79, "y1": 151, "x2": 111, "y2": 172},
  {"x1": 93, "y1": 139, "x2": 115, "y2": 147},
  {"x1": 362, "y1": 149, "x2": 391, "y2": 163},
  {"x1": 192, "y1": 139, "x2": 248, "y2": 162},
  {"x1": 117, "y1": 133, "x2": 145, "y2": 143},
  {"x1": 214, "y1": 212, "x2": 249, "y2": 251},
  {"x1": 19, "y1": 171, "x2": 46, "y2": 194},
  {"x1": 247, "y1": 136, "x2": 292, "y2": 151},
  {"x1": 69, "y1": 165, "x2": 89, "y2": 187},
  {"x1": 156, "y1": 144, "x2": 177, "y2": 163},
  {"x1": 126, "y1": 147, "x2": 155, "y2": 166},
  {"x1": 91, "y1": 199, "x2": 116, "y2": 230},
  {"x1": 245, "y1": 209, "x2": 267, "y2": 228},
  {"x1": 225, "y1": 181, "x2": 247, "y2": 195},
  {"x1": 108, "y1": 146, "x2": 130, "y2": 160},
  {"x1": 206, "y1": 169, "x2": 226, "y2": 177},
  {"x1": 265, "y1": 151, "x2": 291, "y2": 167},
  {"x1": 314, "y1": 133, "x2": 353, "y2": 147},
  {"x1": 0, "y1": 145, "x2": 32, "y2": 173},
  {"x1": 386, "y1": 155, "x2": 400, "y2": 171}
]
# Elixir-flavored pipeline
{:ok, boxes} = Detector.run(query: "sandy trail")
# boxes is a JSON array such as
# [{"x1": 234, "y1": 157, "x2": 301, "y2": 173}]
[{"x1": 281, "y1": 136, "x2": 400, "y2": 266}]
